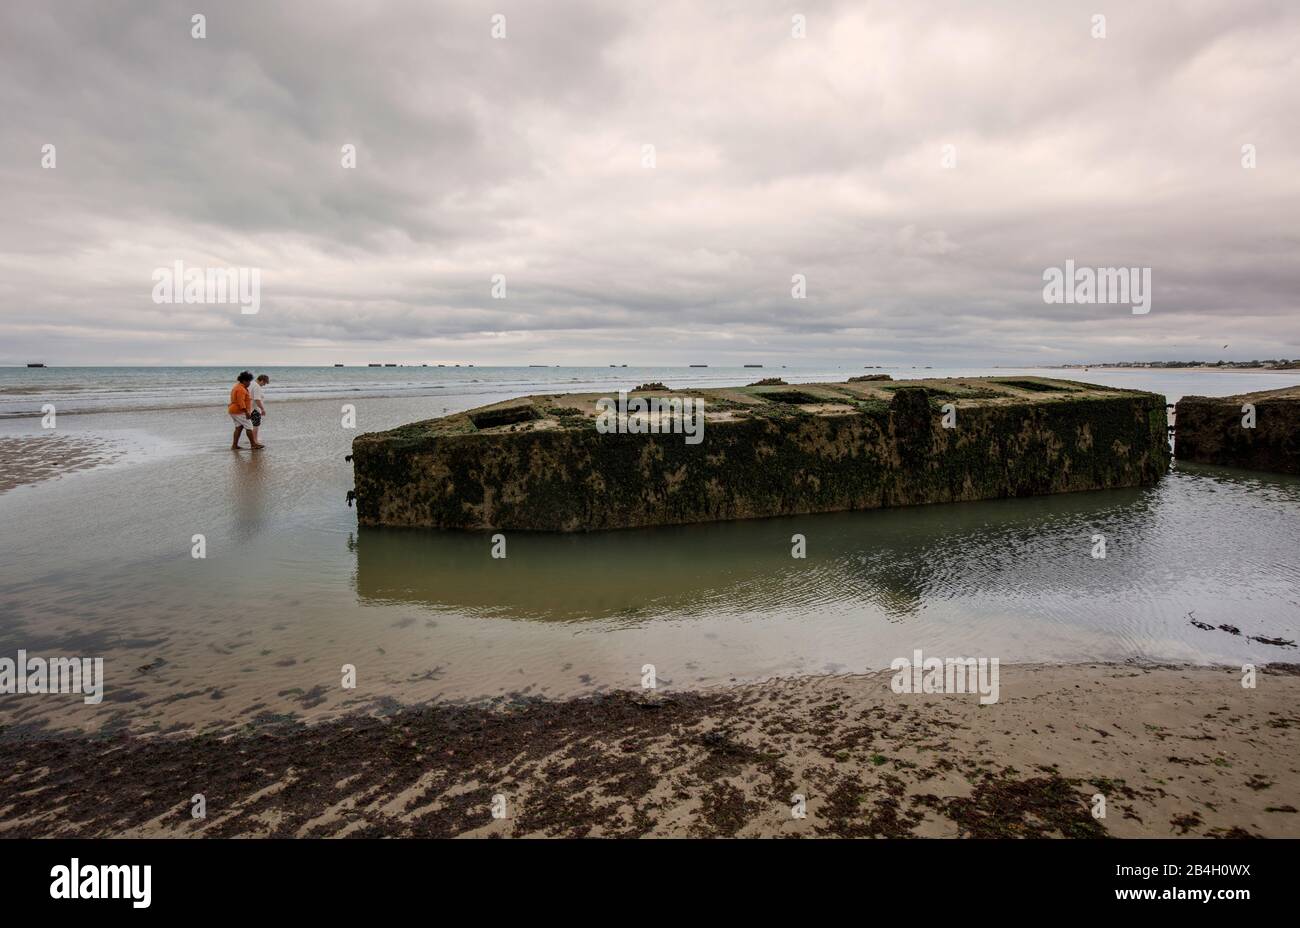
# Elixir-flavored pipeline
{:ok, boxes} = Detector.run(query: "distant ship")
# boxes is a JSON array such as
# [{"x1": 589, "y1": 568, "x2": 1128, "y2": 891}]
[
  {"x1": 334, "y1": 363, "x2": 344, "y2": 367},
  {"x1": 27, "y1": 362, "x2": 46, "y2": 367},
  {"x1": 690, "y1": 364, "x2": 708, "y2": 368},
  {"x1": 744, "y1": 364, "x2": 762, "y2": 368}
]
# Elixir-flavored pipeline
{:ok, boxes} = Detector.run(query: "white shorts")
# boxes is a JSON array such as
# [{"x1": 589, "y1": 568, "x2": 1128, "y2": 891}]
[{"x1": 230, "y1": 413, "x2": 255, "y2": 429}]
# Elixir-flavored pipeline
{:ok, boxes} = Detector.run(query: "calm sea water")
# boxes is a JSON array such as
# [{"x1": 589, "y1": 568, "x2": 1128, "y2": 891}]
[
  {"x1": 0, "y1": 364, "x2": 932, "y2": 418},
  {"x1": 2, "y1": 364, "x2": 1287, "y2": 418},
  {"x1": 0, "y1": 366, "x2": 1297, "y2": 734}
]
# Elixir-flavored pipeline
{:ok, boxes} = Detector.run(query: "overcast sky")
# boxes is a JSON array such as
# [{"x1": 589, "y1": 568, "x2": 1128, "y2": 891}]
[{"x1": 1, "y1": 0, "x2": 1297, "y2": 366}]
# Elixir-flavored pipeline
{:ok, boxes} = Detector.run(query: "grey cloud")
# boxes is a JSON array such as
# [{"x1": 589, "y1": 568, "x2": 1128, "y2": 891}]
[{"x1": 1, "y1": 0, "x2": 1298, "y2": 366}]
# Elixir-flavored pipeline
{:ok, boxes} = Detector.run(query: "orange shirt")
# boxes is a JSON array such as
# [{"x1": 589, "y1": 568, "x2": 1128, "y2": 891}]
[{"x1": 228, "y1": 383, "x2": 251, "y2": 415}]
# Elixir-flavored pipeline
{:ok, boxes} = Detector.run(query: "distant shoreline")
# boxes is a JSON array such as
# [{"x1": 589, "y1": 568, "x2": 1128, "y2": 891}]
[
  {"x1": 4, "y1": 363, "x2": 1297, "y2": 370},
  {"x1": 1058, "y1": 365, "x2": 1297, "y2": 373}
]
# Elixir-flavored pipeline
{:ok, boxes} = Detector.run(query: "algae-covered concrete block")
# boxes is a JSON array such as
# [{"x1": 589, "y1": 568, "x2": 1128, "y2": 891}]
[
  {"x1": 351, "y1": 377, "x2": 1170, "y2": 531},
  {"x1": 1175, "y1": 385, "x2": 1300, "y2": 474}
]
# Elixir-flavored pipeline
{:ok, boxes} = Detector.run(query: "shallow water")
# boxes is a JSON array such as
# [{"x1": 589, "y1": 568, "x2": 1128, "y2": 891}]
[{"x1": 0, "y1": 366, "x2": 1297, "y2": 734}]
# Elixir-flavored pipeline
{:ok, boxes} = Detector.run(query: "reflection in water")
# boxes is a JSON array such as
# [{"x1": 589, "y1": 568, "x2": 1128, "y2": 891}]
[
  {"x1": 228, "y1": 450, "x2": 269, "y2": 540},
  {"x1": 355, "y1": 486, "x2": 1169, "y2": 621}
]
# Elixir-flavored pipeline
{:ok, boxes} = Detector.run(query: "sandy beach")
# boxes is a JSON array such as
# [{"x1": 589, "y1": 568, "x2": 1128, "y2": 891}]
[{"x1": 3, "y1": 662, "x2": 1296, "y2": 838}]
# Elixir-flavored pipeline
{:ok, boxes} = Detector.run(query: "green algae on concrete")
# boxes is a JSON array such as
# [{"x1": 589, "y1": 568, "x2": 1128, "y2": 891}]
[
  {"x1": 1175, "y1": 385, "x2": 1300, "y2": 474},
  {"x1": 350, "y1": 377, "x2": 1170, "y2": 531}
]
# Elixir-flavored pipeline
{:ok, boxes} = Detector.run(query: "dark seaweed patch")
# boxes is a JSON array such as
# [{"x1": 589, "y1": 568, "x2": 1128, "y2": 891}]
[
  {"x1": 759, "y1": 390, "x2": 825, "y2": 405},
  {"x1": 995, "y1": 380, "x2": 1072, "y2": 393},
  {"x1": 470, "y1": 404, "x2": 540, "y2": 429}
]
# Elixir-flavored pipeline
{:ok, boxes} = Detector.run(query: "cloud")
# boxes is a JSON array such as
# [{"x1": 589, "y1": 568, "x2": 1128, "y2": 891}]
[{"x1": 1, "y1": 0, "x2": 1298, "y2": 365}]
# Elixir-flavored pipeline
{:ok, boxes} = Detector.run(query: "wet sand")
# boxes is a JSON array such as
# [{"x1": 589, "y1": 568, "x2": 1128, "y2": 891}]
[
  {"x1": 3, "y1": 662, "x2": 1297, "y2": 838},
  {"x1": 0, "y1": 433, "x2": 124, "y2": 494}
]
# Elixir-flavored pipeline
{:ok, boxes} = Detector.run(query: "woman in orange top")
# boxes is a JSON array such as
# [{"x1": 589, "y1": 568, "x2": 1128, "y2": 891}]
[{"x1": 228, "y1": 371, "x2": 263, "y2": 450}]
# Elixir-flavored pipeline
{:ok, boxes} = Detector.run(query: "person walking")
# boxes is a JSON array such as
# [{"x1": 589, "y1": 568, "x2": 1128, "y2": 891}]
[
  {"x1": 250, "y1": 373, "x2": 270, "y2": 445},
  {"x1": 228, "y1": 371, "x2": 263, "y2": 450}
]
